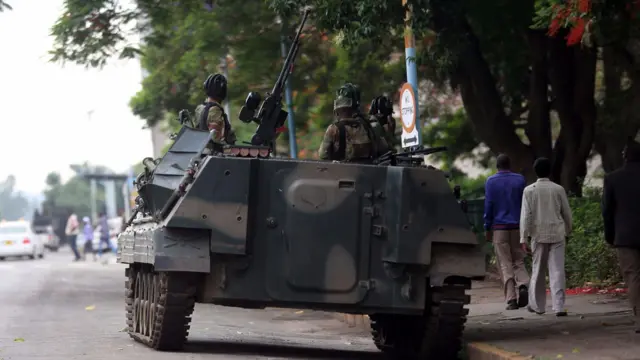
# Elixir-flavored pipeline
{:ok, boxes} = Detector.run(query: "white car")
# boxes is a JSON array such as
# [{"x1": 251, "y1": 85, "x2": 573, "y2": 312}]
[{"x1": 0, "y1": 220, "x2": 46, "y2": 260}]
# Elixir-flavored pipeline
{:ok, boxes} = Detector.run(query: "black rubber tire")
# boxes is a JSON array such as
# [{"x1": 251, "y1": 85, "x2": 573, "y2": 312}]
[
  {"x1": 125, "y1": 263, "x2": 197, "y2": 351},
  {"x1": 370, "y1": 277, "x2": 471, "y2": 359}
]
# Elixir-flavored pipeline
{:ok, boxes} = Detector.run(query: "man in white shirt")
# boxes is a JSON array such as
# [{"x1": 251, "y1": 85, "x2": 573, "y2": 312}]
[{"x1": 520, "y1": 157, "x2": 573, "y2": 316}]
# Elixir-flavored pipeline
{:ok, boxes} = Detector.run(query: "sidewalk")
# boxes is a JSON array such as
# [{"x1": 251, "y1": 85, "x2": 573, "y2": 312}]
[
  {"x1": 334, "y1": 280, "x2": 637, "y2": 360},
  {"x1": 465, "y1": 281, "x2": 637, "y2": 360}
]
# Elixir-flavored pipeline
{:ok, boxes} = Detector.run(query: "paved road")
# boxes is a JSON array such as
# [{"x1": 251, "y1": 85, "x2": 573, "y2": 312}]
[{"x1": 0, "y1": 248, "x2": 379, "y2": 360}]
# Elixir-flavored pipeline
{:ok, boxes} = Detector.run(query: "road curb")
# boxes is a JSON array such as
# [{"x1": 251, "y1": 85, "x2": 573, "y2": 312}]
[{"x1": 466, "y1": 343, "x2": 533, "y2": 360}]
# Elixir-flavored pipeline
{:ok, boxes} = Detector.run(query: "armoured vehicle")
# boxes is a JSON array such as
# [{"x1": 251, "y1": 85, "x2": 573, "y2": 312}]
[{"x1": 117, "y1": 10, "x2": 485, "y2": 360}]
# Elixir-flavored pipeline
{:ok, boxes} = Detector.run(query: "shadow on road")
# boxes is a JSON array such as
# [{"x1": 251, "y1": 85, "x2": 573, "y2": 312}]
[{"x1": 183, "y1": 339, "x2": 384, "y2": 359}]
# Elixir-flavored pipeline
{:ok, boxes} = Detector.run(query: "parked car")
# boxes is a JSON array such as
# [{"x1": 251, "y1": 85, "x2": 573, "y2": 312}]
[
  {"x1": 0, "y1": 220, "x2": 46, "y2": 260},
  {"x1": 32, "y1": 224, "x2": 60, "y2": 251}
]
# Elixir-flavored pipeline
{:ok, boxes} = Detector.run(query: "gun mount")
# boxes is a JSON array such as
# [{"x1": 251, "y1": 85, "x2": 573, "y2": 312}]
[{"x1": 237, "y1": 9, "x2": 310, "y2": 147}]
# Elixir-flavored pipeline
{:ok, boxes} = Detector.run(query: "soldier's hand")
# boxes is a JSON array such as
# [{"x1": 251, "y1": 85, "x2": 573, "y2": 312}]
[
  {"x1": 521, "y1": 243, "x2": 531, "y2": 254},
  {"x1": 485, "y1": 231, "x2": 492, "y2": 242}
]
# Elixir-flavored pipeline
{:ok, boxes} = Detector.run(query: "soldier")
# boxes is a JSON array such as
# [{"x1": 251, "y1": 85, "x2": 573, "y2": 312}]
[
  {"x1": 194, "y1": 73, "x2": 236, "y2": 144},
  {"x1": 368, "y1": 95, "x2": 398, "y2": 148},
  {"x1": 318, "y1": 83, "x2": 389, "y2": 162}
]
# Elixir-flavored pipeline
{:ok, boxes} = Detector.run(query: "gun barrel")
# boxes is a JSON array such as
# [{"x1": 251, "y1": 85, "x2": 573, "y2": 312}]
[{"x1": 271, "y1": 9, "x2": 310, "y2": 95}]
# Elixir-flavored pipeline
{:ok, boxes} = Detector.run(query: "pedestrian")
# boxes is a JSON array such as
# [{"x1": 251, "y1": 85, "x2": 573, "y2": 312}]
[
  {"x1": 97, "y1": 212, "x2": 112, "y2": 258},
  {"x1": 64, "y1": 213, "x2": 81, "y2": 261},
  {"x1": 82, "y1": 216, "x2": 96, "y2": 261},
  {"x1": 484, "y1": 154, "x2": 530, "y2": 310},
  {"x1": 520, "y1": 157, "x2": 572, "y2": 317},
  {"x1": 602, "y1": 131, "x2": 640, "y2": 333}
]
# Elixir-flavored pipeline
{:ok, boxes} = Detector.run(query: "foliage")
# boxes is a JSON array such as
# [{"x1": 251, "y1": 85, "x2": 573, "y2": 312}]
[
  {"x1": 565, "y1": 187, "x2": 621, "y2": 288},
  {"x1": 42, "y1": 163, "x2": 121, "y2": 219},
  {"x1": 0, "y1": 0, "x2": 11, "y2": 12},
  {"x1": 533, "y1": 0, "x2": 640, "y2": 47},
  {"x1": 0, "y1": 175, "x2": 29, "y2": 221}
]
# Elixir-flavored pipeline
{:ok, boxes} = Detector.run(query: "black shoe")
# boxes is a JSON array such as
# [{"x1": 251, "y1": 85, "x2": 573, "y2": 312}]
[
  {"x1": 527, "y1": 306, "x2": 544, "y2": 315},
  {"x1": 555, "y1": 311, "x2": 567, "y2": 317},
  {"x1": 517, "y1": 285, "x2": 529, "y2": 308},
  {"x1": 506, "y1": 300, "x2": 519, "y2": 310}
]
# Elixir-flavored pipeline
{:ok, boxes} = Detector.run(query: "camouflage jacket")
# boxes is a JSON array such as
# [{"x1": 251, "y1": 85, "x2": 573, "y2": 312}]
[
  {"x1": 318, "y1": 116, "x2": 389, "y2": 162},
  {"x1": 369, "y1": 114, "x2": 398, "y2": 147},
  {"x1": 194, "y1": 101, "x2": 236, "y2": 144}
]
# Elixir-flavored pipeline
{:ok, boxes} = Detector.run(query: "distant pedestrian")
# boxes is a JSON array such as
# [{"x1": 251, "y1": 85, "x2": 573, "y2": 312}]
[
  {"x1": 97, "y1": 212, "x2": 112, "y2": 257},
  {"x1": 602, "y1": 131, "x2": 640, "y2": 334},
  {"x1": 520, "y1": 157, "x2": 572, "y2": 317},
  {"x1": 484, "y1": 154, "x2": 530, "y2": 310},
  {"x1": 82, "y1": 216, "x2": 96, "y2": 261},
  {"x1": 64, "y1": 213, "x2": 80, "y2": 261}
]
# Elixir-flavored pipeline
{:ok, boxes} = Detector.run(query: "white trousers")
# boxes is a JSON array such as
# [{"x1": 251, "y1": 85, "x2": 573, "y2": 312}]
[{"x1": 528, "y1": 241, "x2": 566, "y2": 313}]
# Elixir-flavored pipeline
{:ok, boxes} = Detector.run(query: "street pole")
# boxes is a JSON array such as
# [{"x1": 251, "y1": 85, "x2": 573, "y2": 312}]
[
  {"x1": 280, "y1": 18, "x2": 298, "y2": 159},
  {"x1": 221, "y1": 56, "x2": 231, "y2": 116},
  {"x1": 402, "y1": 0, "x2": 421, "y2": 145},
  {"x1": 90, "y1": 179, "x2": 97, "y2": 223}
]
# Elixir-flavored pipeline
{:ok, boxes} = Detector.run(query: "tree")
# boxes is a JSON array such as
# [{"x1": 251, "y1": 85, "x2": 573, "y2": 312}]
[
  {"x1": 532, "y1": 0, "x2": 640, "y2": 173},
  {"x1": 267, "y1": 0, "x2": 639, "y2": 195},
  {"x1": 0, "y1": 175, "x2": 29, "y2": 220},
  {"x1": 51, "y1": 0, "x2": 407, "y2": 158},
  {"x1": 42, "y1": 165, "x2": 109, "y2": 218},
  {"x1": 0, "y1": 1, "x2": 11, "y2": 12}
]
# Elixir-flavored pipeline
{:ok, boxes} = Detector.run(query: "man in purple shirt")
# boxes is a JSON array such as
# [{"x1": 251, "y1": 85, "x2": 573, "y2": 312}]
[{"x1": 484, "y1": 154, "x2": 530, "y2": 310}]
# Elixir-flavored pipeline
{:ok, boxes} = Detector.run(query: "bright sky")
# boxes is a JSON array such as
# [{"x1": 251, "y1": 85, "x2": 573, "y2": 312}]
[{"x1": 0, "y1": 0, "x2": 153, "y2": 195}]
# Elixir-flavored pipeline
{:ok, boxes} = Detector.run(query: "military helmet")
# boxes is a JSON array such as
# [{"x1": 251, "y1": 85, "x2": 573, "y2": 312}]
[
  {"x1": 334, "y1": 83, "x2": 361, "y2": 111},
  {"x1": 204, "y1": 73, "x2": 227, "y2": 101}
]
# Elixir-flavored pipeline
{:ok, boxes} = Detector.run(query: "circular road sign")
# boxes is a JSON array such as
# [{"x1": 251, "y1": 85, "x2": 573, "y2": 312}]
[{"x1": 399, "y1": 83, "x2": 416, "y2": 133}]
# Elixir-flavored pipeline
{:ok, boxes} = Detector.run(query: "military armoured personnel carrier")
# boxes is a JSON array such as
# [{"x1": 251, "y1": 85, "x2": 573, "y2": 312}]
[{"x1": 117, "y1": 10, "x2": 485, "y2": 360}]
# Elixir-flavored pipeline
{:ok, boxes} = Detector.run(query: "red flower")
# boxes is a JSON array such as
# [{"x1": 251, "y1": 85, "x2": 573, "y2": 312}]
[
  {"x1": 548, "y1": 18, "x2": 561, "y2": 36},
  {"x1": 566, "y1": 17, "x2": 586, "y2": 46},
  {"x1": 577, "y1": 0, "x2": 590, "y2": 13}
]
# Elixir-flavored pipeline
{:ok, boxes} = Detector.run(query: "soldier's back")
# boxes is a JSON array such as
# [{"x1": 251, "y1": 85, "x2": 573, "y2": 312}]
[{"x1": 335, "y1": 117, "x2": 376, "y2": 162}]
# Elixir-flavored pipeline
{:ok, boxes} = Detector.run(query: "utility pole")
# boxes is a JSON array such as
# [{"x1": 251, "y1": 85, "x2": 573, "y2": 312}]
[
  {"x1": 279, "y1": 16, "x2": 298, "y2": 158},
  {"x1": 221, "y1": 56, "x2": 231, "y2": 116},
  {"x1": 402, "y1": 0, "x2": 421, "y2": 146}
]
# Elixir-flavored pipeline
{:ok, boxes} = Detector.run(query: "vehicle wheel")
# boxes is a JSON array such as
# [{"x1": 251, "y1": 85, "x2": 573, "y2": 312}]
[
  {"x1": 49, "y1": 246, "x2": 59, "y2": 252},
  {"x1": 370, "y1": 277, "x2": 471, "y2": 360},
  {"x1": 0, "y1": 257, "x2": 5, "y2": 261},
  {"x1": 125, "y1": 263, "x2": 198, "y2": 351}
]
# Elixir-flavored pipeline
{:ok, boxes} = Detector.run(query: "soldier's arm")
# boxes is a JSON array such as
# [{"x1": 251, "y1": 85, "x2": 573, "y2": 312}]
[
  {"x1": 318, "y1": 124, "x2": 337, "y2": 160},
  {"x1": 207, "y1": 106, "x2": 225, "y2": 141}
]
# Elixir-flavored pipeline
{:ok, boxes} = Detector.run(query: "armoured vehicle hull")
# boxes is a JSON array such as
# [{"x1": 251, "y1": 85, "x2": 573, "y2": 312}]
[{"x1": 118, "y1": 126, "x2": 485, "y2": 359}]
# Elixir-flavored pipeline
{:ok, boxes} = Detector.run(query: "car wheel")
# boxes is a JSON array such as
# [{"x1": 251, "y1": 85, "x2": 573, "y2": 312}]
[
  {"x1": 0, "y1": 257, "x2": 5, "y2": 261},
  {"x1": 50, "y1": 246, "x2": 59, "y2": 252}
]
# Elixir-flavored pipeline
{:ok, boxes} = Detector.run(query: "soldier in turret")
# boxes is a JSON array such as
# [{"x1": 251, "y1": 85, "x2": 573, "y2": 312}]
[
  {"x1": 368, "y1": 95, "x2": 398, "y2": 148},
  {"x1": 194, "y1": 73, "x2": 236, "y2": 144},
  {"x1": 318, "y1": 83, "x2": 389, "y2": 163}
]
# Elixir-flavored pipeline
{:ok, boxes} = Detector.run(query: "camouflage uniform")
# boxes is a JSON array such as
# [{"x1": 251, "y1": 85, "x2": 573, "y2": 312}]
[
  {"x1": 369, "y1": 114, "x2": 397, "y2": 148},
  {"x1": 194, "y1": 101, "x2": 236, "y2": 144},
  {"x1": 318, "y1": 84, "x2": 389, "y2": 162}
]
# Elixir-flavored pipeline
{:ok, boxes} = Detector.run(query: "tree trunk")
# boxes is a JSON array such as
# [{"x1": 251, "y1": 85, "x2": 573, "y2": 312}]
[
  {"x1": 548, "y1": 37, "x2": 596, "y2": 196},
  {"x1": 595, "y1": 45, "x2": 640, "y2": 173},
  {"x1": 451, "y1": 22, "x2": 534, "y2": 180},
  {"x1": 526, "y1": 30, "x2": 552, "y2": 160}
]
